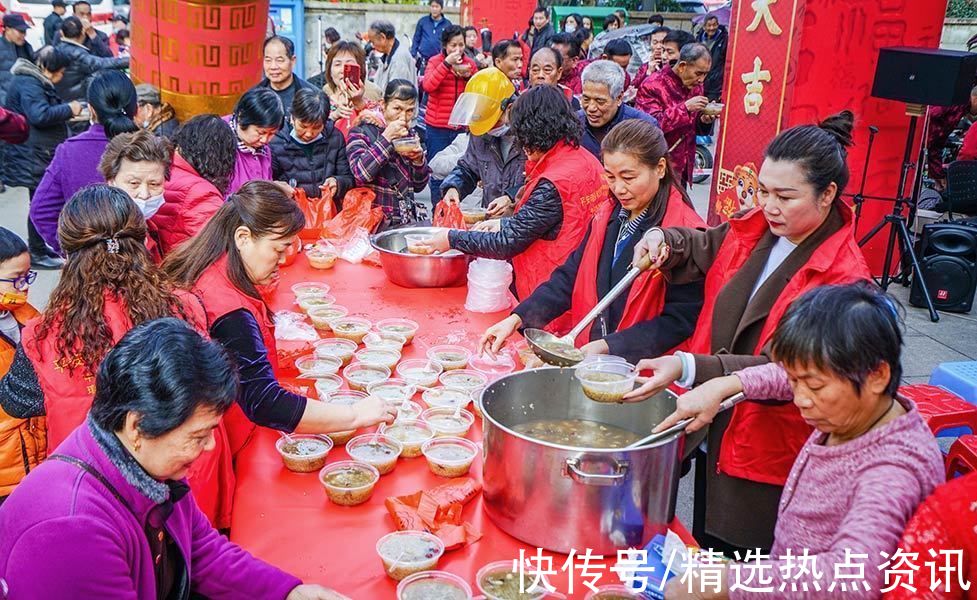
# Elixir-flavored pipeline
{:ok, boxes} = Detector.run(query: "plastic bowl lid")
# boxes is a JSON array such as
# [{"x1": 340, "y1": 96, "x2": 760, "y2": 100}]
[
  {"x1": 318, "y1": 460, "x2": 379, "y2": 491},
  {"x1": 376, "y1": 530, "x2": 445, "y2": 564},
  {"x1": 397, "y1": 570, "x2": 473, "y2": 600},
  {"x1": 275, "y1": 434, "x2": 334, "y2": 458}
]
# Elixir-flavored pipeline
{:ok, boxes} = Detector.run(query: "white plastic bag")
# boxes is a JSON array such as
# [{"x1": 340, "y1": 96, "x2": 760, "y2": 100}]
[
  {"x1": 337, "y1": 227, "x2": 378, "y2": 264},
  {"x1": 273, "y1": 310, "x2": 319, "y2": 341}
]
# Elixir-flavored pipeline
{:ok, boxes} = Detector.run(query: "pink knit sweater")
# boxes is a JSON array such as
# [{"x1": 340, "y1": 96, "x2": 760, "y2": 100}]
[{"x1": 725, "y1": 363, "x2": 945, "y2": 599}]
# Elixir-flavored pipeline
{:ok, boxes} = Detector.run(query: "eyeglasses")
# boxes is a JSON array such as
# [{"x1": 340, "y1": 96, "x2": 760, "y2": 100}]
[{"x1": 0, "y1": 270, "x2": 36, "y2": 291}]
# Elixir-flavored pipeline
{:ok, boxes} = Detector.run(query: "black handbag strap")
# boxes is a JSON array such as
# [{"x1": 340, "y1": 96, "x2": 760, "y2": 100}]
[{"x1": 49, "y1": 453, "x2": 135, "y2": 516}]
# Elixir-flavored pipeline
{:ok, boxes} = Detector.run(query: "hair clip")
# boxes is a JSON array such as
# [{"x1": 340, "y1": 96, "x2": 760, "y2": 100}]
[{"x1": 105, "y1": 238, "x2": 120, "y2": 254}]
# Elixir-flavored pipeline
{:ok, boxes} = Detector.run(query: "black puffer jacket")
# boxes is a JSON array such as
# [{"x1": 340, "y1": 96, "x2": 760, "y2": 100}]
[
  {"x1": 0, "y1": 37, "x2": 34, "y2": 107},
  {"x1": 54, "y1": 39, "x2": 129, "y2": 102},
  {"x1": 269, "y1": 121, "x2": 354, "y2": 205},
  {"x1": 3, "y1": 59, "x2": 72, "y2": 188}
]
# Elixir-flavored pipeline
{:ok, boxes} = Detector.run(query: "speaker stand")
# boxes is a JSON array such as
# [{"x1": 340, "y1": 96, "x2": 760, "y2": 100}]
[{"x1": 858, "y1": 105, "x2": 940, "y2": 322}]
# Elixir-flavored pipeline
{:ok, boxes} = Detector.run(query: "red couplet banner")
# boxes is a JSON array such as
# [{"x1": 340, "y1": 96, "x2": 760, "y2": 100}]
[
  {"x1": 461, "y1": 0, "x2": 537, "y2": 46},
  {"x1": 709, "y1": 0, "x2": 949, "y2": 272}
]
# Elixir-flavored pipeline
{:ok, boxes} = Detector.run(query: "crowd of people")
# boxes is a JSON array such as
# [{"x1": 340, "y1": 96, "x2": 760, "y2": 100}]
[{"x1": 0, "y1": 4, "x2": 971, "y2": 599}]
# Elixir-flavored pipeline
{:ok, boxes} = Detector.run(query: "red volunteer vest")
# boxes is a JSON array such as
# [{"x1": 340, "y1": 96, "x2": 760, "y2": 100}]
[
  {"x1": 570, "y1": 188, "x2": 704, "y2": 346},
  {"x1": 688, "y1": 204, "x2": 870, "y2": 486},
  {"x1": 511, "y1": 141, "x2": 608, "y2": 302}
]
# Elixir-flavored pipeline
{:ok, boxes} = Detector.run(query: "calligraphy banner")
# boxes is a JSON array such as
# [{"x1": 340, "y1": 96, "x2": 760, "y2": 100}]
[{"x1": 709, "y1": 0, "x2": 949, "y2": 272}]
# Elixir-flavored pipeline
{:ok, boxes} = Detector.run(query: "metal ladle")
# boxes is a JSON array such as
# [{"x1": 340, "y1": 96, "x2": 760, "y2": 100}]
[
  {"x1": 525, "y1": 254, "x2": 657, "y2": 367},
  {"x1": 625, "y1": 392, "x2": 746, "y2": 448}
]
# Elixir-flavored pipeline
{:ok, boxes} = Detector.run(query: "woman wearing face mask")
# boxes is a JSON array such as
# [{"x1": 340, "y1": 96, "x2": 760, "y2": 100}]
[
  {"x1": 562, "y1": 13, "x2": 583, "y2": 33},
  {"x1": 624, "y1": 111, "x2": 871, "y2": 555},
  {"x1": 322, "y1": 41, "x2": 381, "y2": 136},
  {"x1": 421, "y1": 25, "x2": 478, "y2": 207},
  {"x1": 152, "y1": 114, "x2": 238, "y2": 256},
  {"x1": 270, "y1": 89, "x2": 354, "y2": 205},
  {"x1": 480, "y1": 120, "x2": 704, "y2": 363},
  {"x1": 0, "y1": 228, "x2": 44, "y2": 507},
  {"x1": 225, "y1": 87, "x2": 284, "y2": 195},
  {"x1": 163, "y1": 181, "x2": 397, "y2": 457},
  {"x1": 347, "y1": 80, "x2": 431, "y2": 227},
  {"x1": 30, "y1": 70, "x2": 139, "y2": 258}
]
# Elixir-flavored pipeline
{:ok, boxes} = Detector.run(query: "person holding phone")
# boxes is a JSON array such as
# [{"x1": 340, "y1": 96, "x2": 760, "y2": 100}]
[{"x1": 322, "y1": 41, "x2": 381, "y2": 136}]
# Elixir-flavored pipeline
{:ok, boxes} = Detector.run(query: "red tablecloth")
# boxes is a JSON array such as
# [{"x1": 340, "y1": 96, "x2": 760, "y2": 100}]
[{"x1": 230, "y1": 256, "x2": 694, "y2": 599}]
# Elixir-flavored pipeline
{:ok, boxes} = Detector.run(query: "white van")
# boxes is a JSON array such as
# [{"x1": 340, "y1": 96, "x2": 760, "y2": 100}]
[{"x1": 8, "y1": 0, "x2": 115, "y2": 49}]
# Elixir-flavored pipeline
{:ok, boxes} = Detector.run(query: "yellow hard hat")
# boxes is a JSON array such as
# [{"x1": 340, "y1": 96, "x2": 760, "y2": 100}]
[{"x1": 448, "y1": 67, "x2": 517, "y2": 136}]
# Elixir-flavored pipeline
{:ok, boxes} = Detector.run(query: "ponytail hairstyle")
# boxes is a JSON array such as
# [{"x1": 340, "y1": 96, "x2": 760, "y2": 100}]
[
  {"x1": 163, "y1": 180, "x2": 305, "y2": 300},
  {"x1": 601, "y1": 119, "x2": 693, "y2": 209},
  {"x1": 34, "y1": 185, "x2": 196, "y2": 374},
  {"x1": 764, "y1": 109, "x2": 855, "y2": 202},
  {"x1": 87, "y1": 70, "x2": 139, "y2": 139}
]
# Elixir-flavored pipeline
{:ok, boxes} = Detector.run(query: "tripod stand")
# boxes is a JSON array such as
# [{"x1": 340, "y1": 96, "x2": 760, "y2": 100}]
[{"x1": 857, "y1": 104, "x2": 940, "y2": 322}]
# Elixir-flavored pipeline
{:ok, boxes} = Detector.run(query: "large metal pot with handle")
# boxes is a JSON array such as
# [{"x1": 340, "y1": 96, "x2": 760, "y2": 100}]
[
  {"x1": 371, "y1": 227, "x2": 471, "y2": 288},
  {"x1": 480, "y1": 367, "x2": 685, "y2": 555}
]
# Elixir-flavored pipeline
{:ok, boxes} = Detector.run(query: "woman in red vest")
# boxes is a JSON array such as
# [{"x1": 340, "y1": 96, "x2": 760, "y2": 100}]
[
  {"x1": 421, "y1": 84, "x2": 608, "y2": 302},
  {"x1": 163, "y1": 181, "x2": 396, "y2": 458},
  {"x1": 480, "y1": 120, "x2": 704, "y2": 363},
  {"x1": 624, "y1": 111, "x2": 872, "y2": 555}
]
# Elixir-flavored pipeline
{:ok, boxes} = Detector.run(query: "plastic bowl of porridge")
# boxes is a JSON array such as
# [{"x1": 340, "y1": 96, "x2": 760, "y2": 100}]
[
  {"x1": 438, "y1": 369, "x2": 488, "y2": 394},
  {"x1": 367, "y1": 378, "x2": 417, "y2": 405},
  {"x1": 354, "y1": 348, "x2": 402, "y2": 371},
  {"x1": 346, "y1": 433, "x2": 403, "y2": 475},
  {"x1": 404, "y1": 233, "x2": 435, "y2": 255},
  {"x1": 421, "y1": 436, "x2": 478, "y2": 477},
  {"x1": 376, "y1": 530, "x2": 445, "y2": 581},
  {"x1": 375, "y1": 318, "x2": 419, "y2": 344},
  {"x1": 397, "y1": 570, "x2": 473, "y2": 600},
  {"x1": 275, "y1": 434, "x2": 333, "y2": 472},
  {"x1": 321, "y1": 389, "x2": 366, "y2": 445},
  {"x1": 461, "y1": 207, "x2": 488, "y2": 225},
  {"x1": 476, "y1": 560, "x2": 552, "y2": 600},
  {"x1": 397, "y1": 359, "x2": 443, "y2": 387},
  {"x1": 421, "y1": 407, "x2": 475, "y2": 438},
  {"x1": 297, "y1": 294, "x2": 336, "y2": 313},
  {"x1": 331, "y1": 317, "x2": 372, "y2": 344},
  {"x1": 584, "y1": 584, "x2": 641, "y2": 599},
  {"x1": 314, "y1": 338, "x2": 358, "y2": 366},
  {"x1": 343, "y1": 363, "x2": 390, "y2": 392},
  {"x1": 426, "y1": 345, "x2": 471, "y2": 371},
  {"x1": 363, "y1": 331, "x2": 408, "y2": 353},
  {"x1": 319, "y1": 460, "x2": 379, "y2": 506},
  {"x1": 383, "y1": 419, "x2": 435, "y2": 458},
  {"x1": 307, "y1": 305, "x2": 349, "y2": 331},
  {"x1": 574, "y1": 361, "x2": 637, "y2": 403},
  {"x1": 295, "y1": 355, "x2": 343, "y2": 378},
  {"x1": 421, "y1": 386, "x2": 472, "y2": 411},
  {"x1": 395, "y1": 400, "x2": 424, "y2": 422},
  {"x1": 291, "y1": 281, "x2": 330, "y2": 299},
  {"x1": 307, "y1": 247, "x2": 338, "y2": 270},
  {"x1": 313, "y1": 374, "x2": 344, "y2": 399}
]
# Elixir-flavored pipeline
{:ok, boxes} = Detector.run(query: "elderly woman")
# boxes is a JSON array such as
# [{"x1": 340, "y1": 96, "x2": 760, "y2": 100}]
[
  {"x1": 658, "y1": 283, "x2": 943, "y2": 599},
  {"x1": 225, "y1": 87, "x2": 284, "y2": 195},
  {"x1": 626, "y1": 111, "x2": 871, "y2": 555},
  {"x1": 421, "y1": 84, "x2": 607, "y2": 304},
  {"x1": 0, "y1": 318, "x2": 348, "y2": 599}
]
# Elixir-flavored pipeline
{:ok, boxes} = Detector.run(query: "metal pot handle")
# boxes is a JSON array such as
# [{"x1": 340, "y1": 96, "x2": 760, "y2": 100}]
[{"x1": 564, "y1": 457, "x2": 629, "y2": 486}]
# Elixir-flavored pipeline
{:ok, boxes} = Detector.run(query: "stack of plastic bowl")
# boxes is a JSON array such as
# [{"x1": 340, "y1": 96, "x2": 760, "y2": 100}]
[{"x1": 465, "y1": 258, "x2": 513, "y2": 313}]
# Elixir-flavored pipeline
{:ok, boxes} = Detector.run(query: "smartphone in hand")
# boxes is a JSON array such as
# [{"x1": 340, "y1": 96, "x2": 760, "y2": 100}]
[{"x1": 343, "y1": 63, "x2": 361, "y2": 85}]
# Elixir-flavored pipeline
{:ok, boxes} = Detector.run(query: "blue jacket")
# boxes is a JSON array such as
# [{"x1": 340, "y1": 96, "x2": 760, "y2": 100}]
[
  {"x1": 577, "y1": 105, "x2": 660, "y2": 159},
  {"x1": 411, "y1": 15, "x2": 451, "y2": 61}
]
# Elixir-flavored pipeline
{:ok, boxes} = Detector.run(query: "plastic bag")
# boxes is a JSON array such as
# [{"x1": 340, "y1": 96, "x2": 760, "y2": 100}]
[
  {"x1": 294, "y1": 187, "x2": 337, "y2": 241},
  {"x1": 384, "y1": 477, "x2": 482, "y2": 550},
  {"x1": 273, "y1": 311, "x2": 319, "y2": 341},
  {"x1": 433, "y1": 201, "x2": 466, "y2": 230},
  {"x1": 336, "y1": 227, "x2": 379, "y2": 265},
  {"x1": 320, "y1": 188, "x2": 384, "y2": 241}
]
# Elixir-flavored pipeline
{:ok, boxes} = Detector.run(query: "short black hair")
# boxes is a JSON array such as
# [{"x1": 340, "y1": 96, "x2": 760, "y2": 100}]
[
  {"x1": 234, "y1": 87, "x2": 284, "y2": 129},
  {"x1": 549, "y1": 32, "x2": 582, "y2": 60},
  {"x1": 60, "y1": 15, "x2": 83, "y2": 38},
  {"x1": 491, "y1": 39, "x2": 520, "y2": 63},
  {"x1": 771, "y1": 282, "x2": 904, "y2": 397},
  {"x1": 648, "y1": 14, "x2": 665, "y2": 26},
  {"x1": 323, "y1": 27, "x2": 341, "y2": 44},
  {"x1": 35, "y1": 45, "x2": 69, "y2": 73},
  {"x1": 533, "y1": 6, "x2": 547, "y2": 16},
  {"x1": 651, "y1": 25, "x2": 671, "y2": 36},
  {"x1": 112, "y1": 14, "x2": 128, "y2": 24},
  {"x1": 603, "y1": 14, "x2": 620, "y2": 29},
  {"x1": 429, "y1": 0, "x2": 444, "y2": 6},
  {"x1": 264, "y1": 35, "x2": 295, "y2": 58},
  {"x1": 90, "y1": 318, "x2": 239, "y2": 437},
  {"x1": 510, "y1": 84, "x2": 582, "y2": 153},
  {"x1": 441, "y1": 24, "x2": 465, "y2": 48},
  {"x1": 115, "y1": 28, "x2": 130, "y2": 44},
  {"x1": 384, "y1": 79, "x2": 418, "y2": 104},
  {"x1": 292, "y1": 88, "x2": 328, "y2": 124},
  {"x1": 703, "y1": 15, "x2": 720, "y2": 25},
  {"x1": 663, "y1": 29, "x2": 695, "y2": 49},
  {"x1": 603, "y1": 39, "x2": 633, "y2": 57},
  {"x1": 0, "y1": 227, "x2": 27, "y2": 263}
]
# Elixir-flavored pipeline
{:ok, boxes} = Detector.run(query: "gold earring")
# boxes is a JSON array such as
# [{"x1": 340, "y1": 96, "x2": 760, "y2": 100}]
[{"x1": 134, "y1": 440, "x2": 142, "y2": 452}]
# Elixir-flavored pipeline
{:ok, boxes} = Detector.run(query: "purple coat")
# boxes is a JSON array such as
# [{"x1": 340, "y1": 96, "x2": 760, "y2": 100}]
[
  {"x1": 0, "y1": 421, "x2": 301, "y2": 599},
  {"x1": 223, "y1": 115, "x2": 273, "y2": 195},
  {"x1": 29, "y1": 123, "x2": 109, "y2": 254}
]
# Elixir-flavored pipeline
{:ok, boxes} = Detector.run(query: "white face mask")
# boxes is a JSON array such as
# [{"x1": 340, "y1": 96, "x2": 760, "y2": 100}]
[
  {"x1": 134, "y1": 194, "x2": 165, "y2": 220},
  {"x1": 486, "y1": 124, "x2": 510, "y2": 137},
  {"x1": 565, "y1": 24, "x2": 577, "y2": 32}
]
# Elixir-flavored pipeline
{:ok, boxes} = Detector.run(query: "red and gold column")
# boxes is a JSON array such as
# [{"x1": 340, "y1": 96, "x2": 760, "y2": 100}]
[{"x1": 130, "y1": 0, "x2": 269, "y2": 120}]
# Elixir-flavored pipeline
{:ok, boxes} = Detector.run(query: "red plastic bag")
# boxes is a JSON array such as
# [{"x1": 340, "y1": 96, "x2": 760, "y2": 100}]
[
  {"x1": 294, "y1": 187, "x2": 337, "y2": 241},
  {"x1": 433, "y1": 201, "x2": 466, "y2": 230},
  {"x1": 320, "y1": 188, "x2": 384, "y2": 241}
]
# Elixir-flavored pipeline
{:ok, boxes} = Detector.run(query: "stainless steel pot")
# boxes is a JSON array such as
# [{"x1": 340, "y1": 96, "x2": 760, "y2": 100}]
[
  {"x1": 371, "y1": 227, "x2": 471, "y2": 288},
  {"x1": 480, "y1": 367, "x2": 685, "y2": 554}
]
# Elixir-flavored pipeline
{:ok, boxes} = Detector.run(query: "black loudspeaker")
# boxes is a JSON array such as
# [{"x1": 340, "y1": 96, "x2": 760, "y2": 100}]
[
  {"x1": 910, "y1": 222, "x2": 977, "y2": 313},
  {"x1": 872, "y1": 47, "x2": 977, "y2": 107}
]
